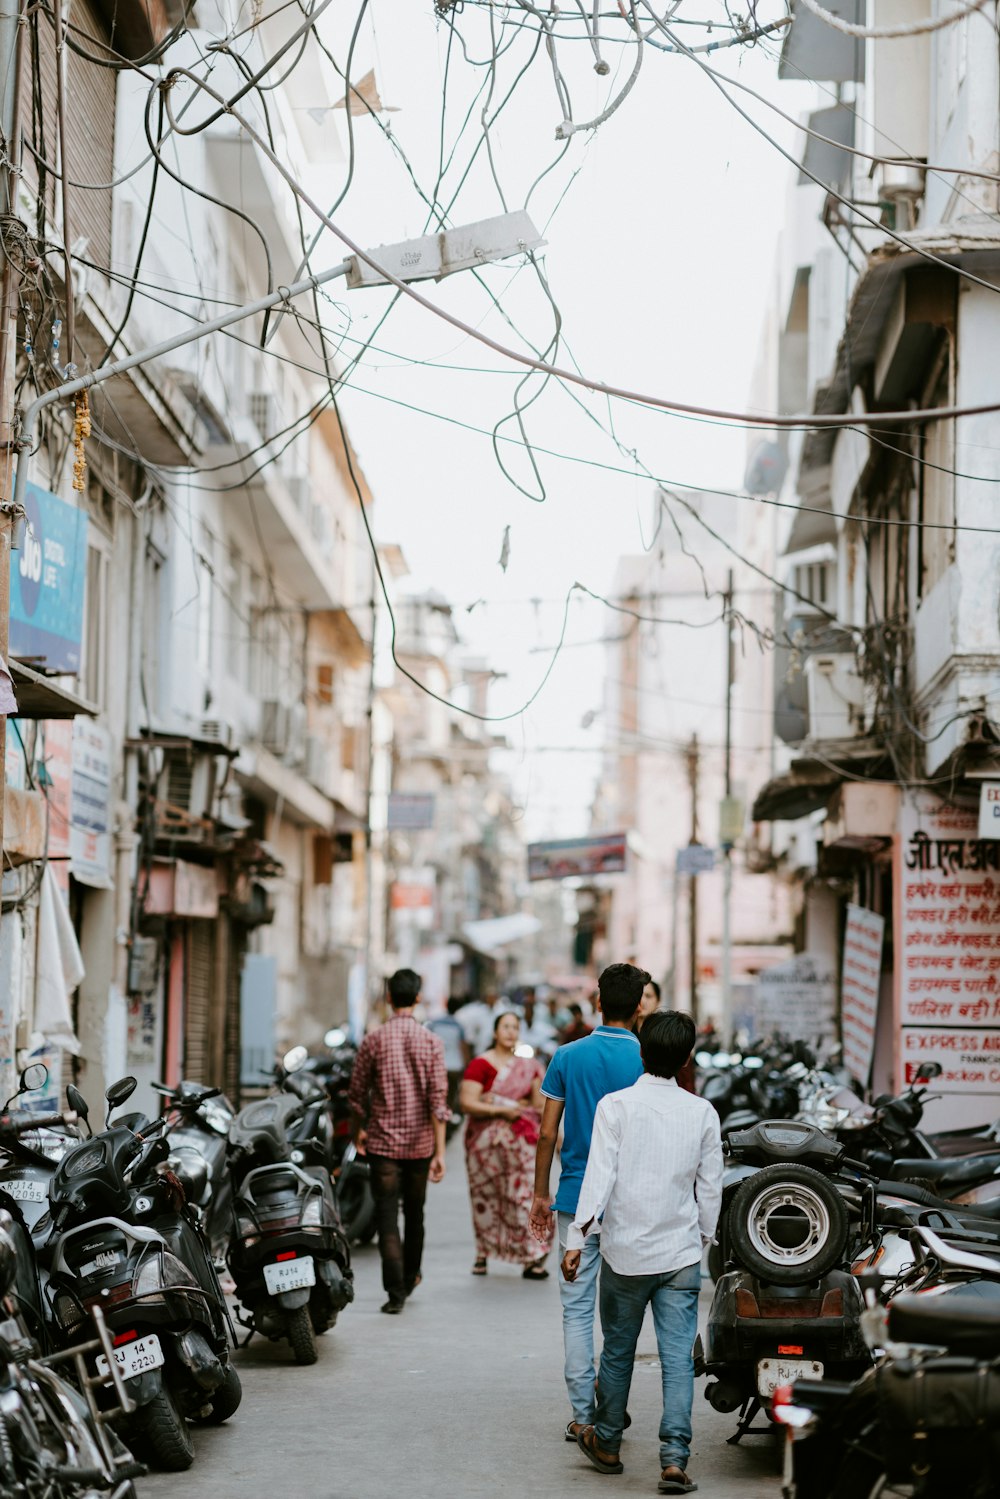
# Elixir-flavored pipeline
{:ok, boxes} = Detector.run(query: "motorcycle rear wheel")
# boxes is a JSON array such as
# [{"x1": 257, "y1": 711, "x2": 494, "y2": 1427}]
[
  {"x1": 287, "y1": 1305, "x2": 318, "y2": 1365},
  {"x1": 728, "y1": 1163, "x2": 848, "y2": 1285},
  {"x1": 193, "y1": 1362, "x2": 242, "y2": 1425},
  {"x1": 134, "y1": 1384, "x2": 195, "y2": 1471}
]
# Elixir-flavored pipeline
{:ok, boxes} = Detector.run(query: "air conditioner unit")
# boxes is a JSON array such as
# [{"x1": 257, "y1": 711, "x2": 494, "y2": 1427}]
[
  {"x1": 200, "y1": 717, "x2": 234, "y2": 749},
  {"x1": 259, "y1": 700, "x2": 291, "y2": 755},
  {"x1": 805, "y1": 653, "x2": 867, "y2": 741},
  {"x1": 155, "y1": 750, "x2": 218, "y2": 841},
  {"x1": 304, "y1": 734, "x2": 329, "y2": 790}
]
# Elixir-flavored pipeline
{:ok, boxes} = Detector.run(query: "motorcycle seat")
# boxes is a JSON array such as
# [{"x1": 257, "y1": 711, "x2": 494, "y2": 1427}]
[
  {"x1": 890, "y1": 1154, "x2": 1000, "y2": 1189},
  {"x1": 229, "y1": 1094, "x2": 303, "y2": 1160},
  {"x1": 889, "y1": 1287, "x2": 1000, "y2": 1356}
]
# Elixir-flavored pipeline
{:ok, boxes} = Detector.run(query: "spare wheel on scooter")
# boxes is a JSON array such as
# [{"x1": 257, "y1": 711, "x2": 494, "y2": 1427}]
[{"x1": 727, "y1": 1163, "x2": 849, "y2": 1285}]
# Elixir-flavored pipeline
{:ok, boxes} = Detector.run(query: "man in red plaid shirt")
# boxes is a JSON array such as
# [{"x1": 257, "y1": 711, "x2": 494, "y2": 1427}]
[{"x1": 348, "y1": 969, "x2": 450, "y2": 1314}]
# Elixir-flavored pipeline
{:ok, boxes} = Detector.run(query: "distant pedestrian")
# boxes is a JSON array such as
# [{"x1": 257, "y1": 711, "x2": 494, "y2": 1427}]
[
  {"x1": 558, "y1": 1003, "x2": 592, "y2": 1046},
  {"x1": 519, "y1": 988, "x2": 558, "y2": 1062},
  {"x1": 564, "y1": 1010, "x2": 723, "y2": 1494},
  {"x1": 529, "y1": 962, "x2": 647, "y2": 1441},
  {"x1": 456, "y1": 990, "x2": 497, "y2": 1056},
  {"x1": 635, "y1": 980, "x2": 696, "y2": 1093},
  {"x1": 426, "y1": 997, "x2": 470, "y2": 1119},
  {"x1": 348, "y1": 969, "x2": 450, "y2": 1315},
  {"x1": 460, "y1": 1011, "x2": 553, "y2": 1278}
]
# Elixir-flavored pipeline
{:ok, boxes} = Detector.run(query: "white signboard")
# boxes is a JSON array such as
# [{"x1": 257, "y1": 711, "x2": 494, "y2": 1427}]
[
  {"x1": 897, "y1": 791, "x2": 1000, "y2": 1110},
  {"x1": 980, "y1": 781, "x2": 1000, "y2": 840},
  {"x1": 755, "y1": 953, "x2": 838, "y2": 1042},
  {"x1": 841, "y1": 904, "x2": 884, "y2": 1085},
  {"x1": 71, "y1": 720, "x2": 112, "y2": 888}
]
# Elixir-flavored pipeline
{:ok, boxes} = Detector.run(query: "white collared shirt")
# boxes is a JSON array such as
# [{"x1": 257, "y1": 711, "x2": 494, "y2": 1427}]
[{"x1": 567, "y1": 1073, "x2": 724, "y2": 1276}]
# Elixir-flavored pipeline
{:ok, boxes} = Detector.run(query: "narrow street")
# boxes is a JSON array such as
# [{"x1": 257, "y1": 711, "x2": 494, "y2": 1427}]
[{"x1": 140, "y1": 1141, "x2": 780, "y2": 1499}]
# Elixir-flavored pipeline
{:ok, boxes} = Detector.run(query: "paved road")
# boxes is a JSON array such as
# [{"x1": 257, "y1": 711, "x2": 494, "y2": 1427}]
[{"x1": 140, "y1": 1140, "x2": 782, "y2": 1498}]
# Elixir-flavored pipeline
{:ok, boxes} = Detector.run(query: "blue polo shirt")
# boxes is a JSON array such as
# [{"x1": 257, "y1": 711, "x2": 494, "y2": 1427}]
[{"x1": 541, "y1": 1026, "x2": 644, "y2": 1215}]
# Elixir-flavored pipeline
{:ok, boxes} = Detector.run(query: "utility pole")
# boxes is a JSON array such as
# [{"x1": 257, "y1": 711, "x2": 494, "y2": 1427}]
[
  {"x1": 721, "y1": 569, "x2": 735, "y2": 1046},
  {"x1": 685, "y1": 733, "x2": 700, "y2": 1024},
  {"x1": 0, "y1": 0, "x2": 25, "y2": 869}
]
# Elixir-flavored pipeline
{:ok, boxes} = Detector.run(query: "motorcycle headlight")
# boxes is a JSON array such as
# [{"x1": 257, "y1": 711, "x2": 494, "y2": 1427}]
[{"x1": 301, "y1": 1196, "x2": 323, "y2": 1227}]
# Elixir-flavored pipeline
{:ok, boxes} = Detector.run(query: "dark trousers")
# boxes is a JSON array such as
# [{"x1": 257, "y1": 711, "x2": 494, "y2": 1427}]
[{"x1": 368, "y1": 1153, "x2": 432, "y2": 1304}]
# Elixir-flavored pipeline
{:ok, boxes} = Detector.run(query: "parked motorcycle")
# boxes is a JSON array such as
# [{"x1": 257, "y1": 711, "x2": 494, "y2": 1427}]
[
  {"x1": 155, "y1": 1080, "x2": 235, "y2": 1261},
  {"x1": 777, "y1": 1224, "x2": 1000, "y2": 1499},
  {"x1": 0, "y1": 1101, "x2": 144, "y2": 1498},
  {"x1": 280, "y1": 1034, "x2": 376, "y2": 1246},
  {"x1": 45, "y1": 1075, "x2": 241, "y2": 1471},
  {"x1": 696, "y1": 1119, "x2": 874, "y2": 1440},
  {"x1": 226, "y1": 1091, "x2": 354, "y2": 1365}
]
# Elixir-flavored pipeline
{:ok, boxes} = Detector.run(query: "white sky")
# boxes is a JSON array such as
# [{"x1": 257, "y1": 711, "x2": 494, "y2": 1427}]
[{"x1": 311, "y1": 3, "x2": 815, "y2": 839}]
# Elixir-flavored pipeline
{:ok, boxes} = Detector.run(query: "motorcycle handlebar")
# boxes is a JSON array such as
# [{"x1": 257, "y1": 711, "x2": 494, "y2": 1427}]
[{"x1": 0, "y1": 1110, "x2": 77, "y2": 1136}]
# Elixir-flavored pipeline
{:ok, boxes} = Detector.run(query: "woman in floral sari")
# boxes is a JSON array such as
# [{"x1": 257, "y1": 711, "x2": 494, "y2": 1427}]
[{"x1": 460, "y1": 1010, "x2": 554, "y2": 1278}]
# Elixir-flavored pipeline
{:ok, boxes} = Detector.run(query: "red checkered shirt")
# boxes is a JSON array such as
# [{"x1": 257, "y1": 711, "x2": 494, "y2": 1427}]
[{"x1": 348, "y1": 1015, "x2": 450, "y2": 1159}]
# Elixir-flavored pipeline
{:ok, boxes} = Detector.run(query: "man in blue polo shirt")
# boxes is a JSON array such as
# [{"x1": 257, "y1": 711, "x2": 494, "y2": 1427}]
[{"x1": 529, "y1": 963, "x2": 648, "y2": 1440}]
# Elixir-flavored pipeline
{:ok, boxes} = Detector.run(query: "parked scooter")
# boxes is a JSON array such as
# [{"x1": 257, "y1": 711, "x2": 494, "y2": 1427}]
[
  {"x1": 225, "y1": 1091, "x2": 354, "y2": 1365},
  {"x1": 696, "y1": 1120, "x2": 875, "y2": 1440},
  {"x1": 280, "y1": 1034, "x2": 376, "y2": 1246},
  {"x1": 0, "y1": 1101, "x2": 145, "y2": 1499},
  {"x1": 777, "y1": 1225, "x2": 1000, "y2": 1499},
  {"x1": 44, "y1": 1076, "x2": 241, "y2": 1472},
  {"x1": 155, "y1": 1080, "x2": 235, "y2": 1260}
]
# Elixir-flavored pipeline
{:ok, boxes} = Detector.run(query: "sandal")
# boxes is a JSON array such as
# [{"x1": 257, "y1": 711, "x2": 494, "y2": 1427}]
[
  {"x1": 522, "y1": 1261, "x2": 550, "y2": 1280},
  {"x1": 659, "y1": 1467, "x2": 697, "y2": 1494},
  {"x1": 471, "y1": 1258, "x2": 487, "y2": 1276},
  {"x1": 576, "y1": 1426, "x2": 623, "y2": 1475}
]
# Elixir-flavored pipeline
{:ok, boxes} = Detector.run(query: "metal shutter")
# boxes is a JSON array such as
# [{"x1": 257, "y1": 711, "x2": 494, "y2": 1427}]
[{"x1": 184, "y1": 921, "x2": 214, "y2": 1083}]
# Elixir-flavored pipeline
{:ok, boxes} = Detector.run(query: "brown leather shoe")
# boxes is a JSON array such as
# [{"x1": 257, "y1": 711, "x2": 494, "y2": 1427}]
[{"x1": 658, "y1": 1467, "x2": 697, "y2": 1494}]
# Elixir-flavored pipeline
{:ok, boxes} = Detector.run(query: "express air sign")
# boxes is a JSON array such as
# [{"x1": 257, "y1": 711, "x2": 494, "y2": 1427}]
[{"x1": 10, "y1": 482, "x2": 88, "y2": 674}]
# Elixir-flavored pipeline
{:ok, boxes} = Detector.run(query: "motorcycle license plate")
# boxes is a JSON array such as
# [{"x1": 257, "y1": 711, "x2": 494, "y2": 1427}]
[
  {"x1": 264, "y1": 1256, "x2": 316, "y2": 1295},
  {"x1": 2, "y1": 1179, "x2": 46, "y2": 1203},
  {"x1": 757, "y1": 1357, "x2": 823, "y2": 1399},
  {"x1": 96, "y1": 1334, "x2": 165, "y2": 1382}
]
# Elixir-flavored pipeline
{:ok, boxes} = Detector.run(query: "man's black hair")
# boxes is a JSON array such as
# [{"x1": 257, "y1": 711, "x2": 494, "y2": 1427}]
[
  {"x1": 597, "y1": 962, "x2": 650, "y2": 1022},
  {"x1": 446, "y1": 995, "x2": 466, "y2": 1015},
  {"x1": 640, "y1": 1011, "x2": 696, "y2": 1079},
  {"x1": 568, "y1": 1003, "x2": 583, "y2": 1019},
  {"x1": 387, "y1": 969, "x2": 422, "y2": 1008}
]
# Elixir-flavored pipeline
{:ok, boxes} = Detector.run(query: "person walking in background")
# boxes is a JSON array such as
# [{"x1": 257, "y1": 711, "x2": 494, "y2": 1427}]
[
  {"x1": 348, "y1": 969, "x2": 450, "y2": 1315},
  {"x1": 563, "y1": 1011, "x2": 723, "y2": 1495},
  {"x1": 558, "y1": 1003, "x2": 592, "y2": 1046},
  {"x1": 426, "y1": 997, "x2": 470, "y2": 1123},
  {"x1": 635, "y1": 979, "x2": 697, "y2": 1094},
  {"x1": 529, "y1": 963, "x2": 647, "y2": 1441},
  {"x1": 460, "y1": 1011, "x2": 554, "y2": 1278}
]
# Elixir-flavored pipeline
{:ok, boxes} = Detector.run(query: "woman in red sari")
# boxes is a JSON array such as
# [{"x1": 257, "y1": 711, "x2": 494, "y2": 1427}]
[{"x1": 460, "y1": 1011, "x2": 554, "y2": 1278}]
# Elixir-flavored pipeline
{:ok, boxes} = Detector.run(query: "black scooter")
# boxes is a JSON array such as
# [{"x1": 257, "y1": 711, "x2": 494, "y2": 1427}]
[
  {"x1": 226, "y1": 1093, "x2": 353, "y2": 1365},
  {"x1": 156, "y1": 1080, "x2": 234, "y2": 1261},
  {"x1": 696, "y1": 1120, "x2": 872, "y2": 1442},
  {"x1": 44, "y1": 1077, "x2": 241, "y2": 1472}
]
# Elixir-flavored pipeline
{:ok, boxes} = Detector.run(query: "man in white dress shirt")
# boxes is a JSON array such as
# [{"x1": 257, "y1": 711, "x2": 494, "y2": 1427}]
[{"x1": 561, "y1": 1011, "x2": 723, "y2": 1495}]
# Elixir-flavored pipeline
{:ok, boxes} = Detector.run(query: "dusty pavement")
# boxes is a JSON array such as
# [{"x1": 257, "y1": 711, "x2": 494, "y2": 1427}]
[{"x1": 139, "y1": 1138, "x2": 782, "y2": 1499}]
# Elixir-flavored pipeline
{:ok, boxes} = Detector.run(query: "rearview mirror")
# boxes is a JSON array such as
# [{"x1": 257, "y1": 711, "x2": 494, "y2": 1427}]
[
  {"x1": 19, "y1": 1063, "x2": 48, "y2": 1095},
  {"x1": 282, "y1": 1046, "x2": 308, "y2": 1074},
  {"x1": 916, "y1": 1062, "x2": 943, "y2": 1082},
  {"x1": 105, "y1": 1076, "x2": 138, "y2": 1122},
  {"x1": 66, "y1": 1084, "x2": 91, "y2": 1137},
  {"x1": 324, "y1": 1028, "x2": 347, "y2": 1050}
]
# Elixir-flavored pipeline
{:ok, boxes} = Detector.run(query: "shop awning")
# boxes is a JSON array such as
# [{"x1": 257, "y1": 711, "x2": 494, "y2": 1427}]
[
  {"x1": 752, "y1": 763, "x2": 844, "y2": 823},
  {"x1": 9, "y1": 660, "x2": 97, "y2": 720}
]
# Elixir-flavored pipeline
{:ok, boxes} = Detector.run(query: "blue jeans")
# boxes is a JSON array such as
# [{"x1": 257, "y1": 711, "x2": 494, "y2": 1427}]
[
  {"x1": 557, "y1": 1211, "x2": 602, "y2": 1425},
  {"x1": 595, "y1": 1258, "x2": 701, "y2": 1469}
]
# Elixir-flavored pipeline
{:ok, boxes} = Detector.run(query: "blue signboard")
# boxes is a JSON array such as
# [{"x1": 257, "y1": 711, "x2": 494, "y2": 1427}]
[{"x1": 9, "y1": 481, "x2": 88, "y2": 673}]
